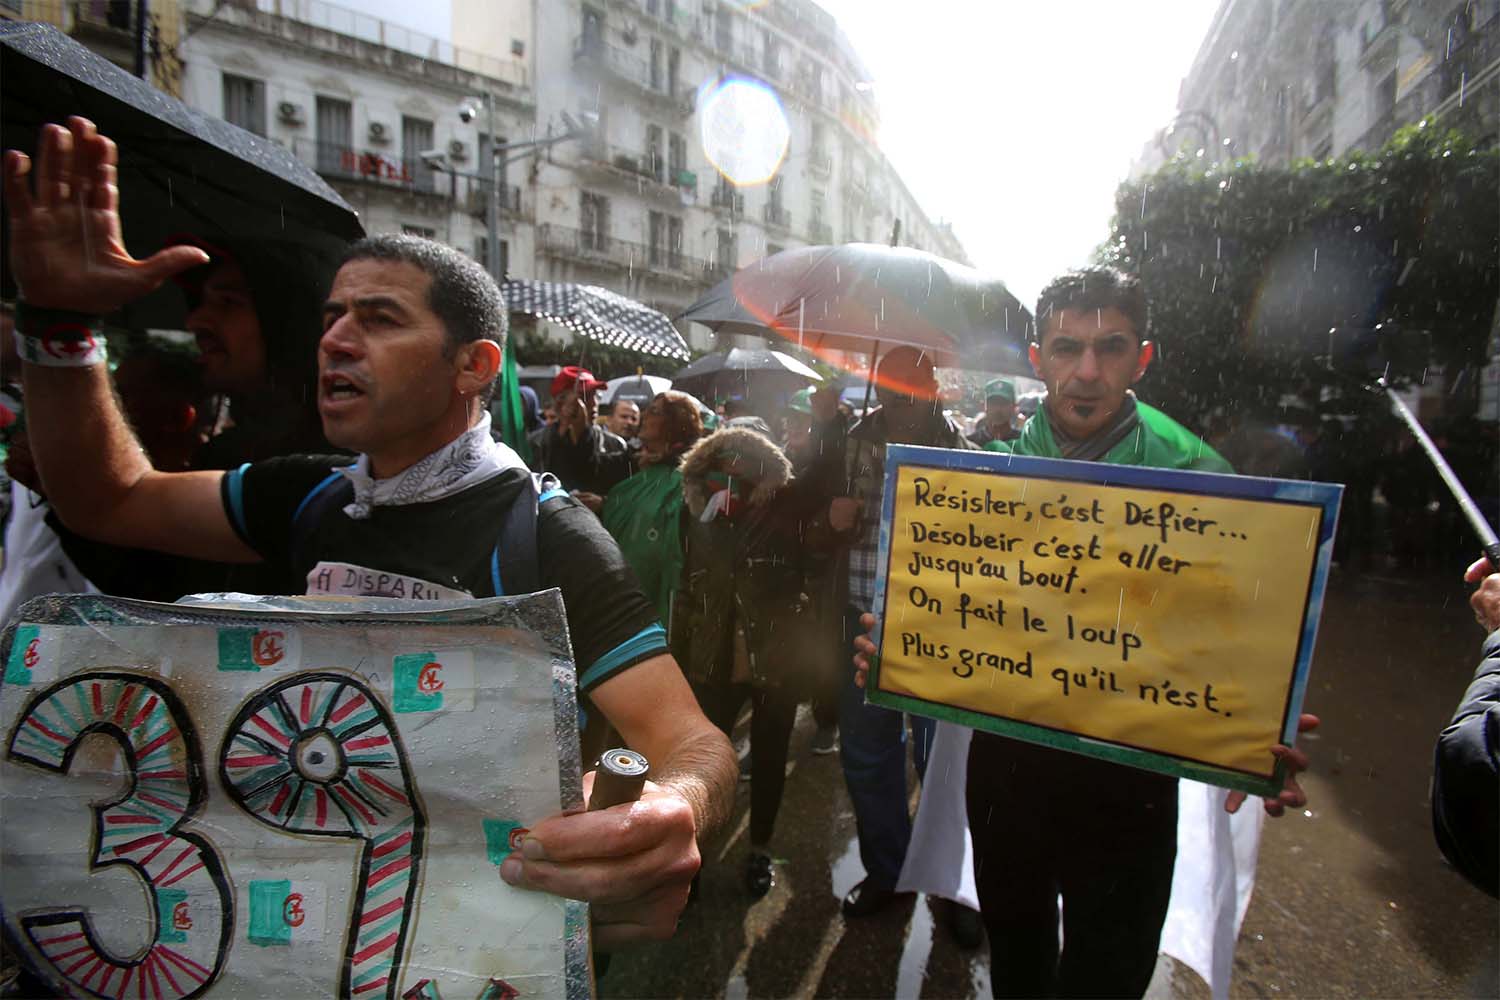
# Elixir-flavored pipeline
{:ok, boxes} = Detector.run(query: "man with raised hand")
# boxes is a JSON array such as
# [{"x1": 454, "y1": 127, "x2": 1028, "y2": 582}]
[{"x1": 4, "y1": 117, "x2": 736, "y2": 946}]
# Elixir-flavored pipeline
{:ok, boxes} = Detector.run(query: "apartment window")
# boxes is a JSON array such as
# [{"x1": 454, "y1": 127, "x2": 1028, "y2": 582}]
[
  {"x1": 667, "y1": 216, "x2": 684, "y2": 267},
  {"x1": 402, "y1": 224, "x2": 437, "y2": 239},
  {"x1": 1373, "y1": 69, "x2": 1396, "y2": 120},
  {"x1": 668, "y1": 132, "x2": 687, "y2": 179},
  {"x1": 581, "y1": 6, "x2": 604, "y2": 50},
  {"x1": 1314, "y1": 25, "x2": 1337, "y2": 104},
  {"x1": 714, "y1": 7, "x2": 732, "y2": 51},
  {"x1": 810, "y1": 188, "x2": 826, "y2": 225},
  {"x1": 716, "y1": 227, "x2": 737, "y2": 272},
  {"x1": 767, "y1": 243, "x2": 783, "y2": 258},
  {"x1": 763, "y1": 28, "x2": 780, "y2": 77},
  {"x1": 646, "y1": 0, "x2": 659, "y2": 14},
  {"x1": 580, "y1": 191, "x2": 610, "y2": 250},
  {"x1": 668, "y1": 47, "x2": 681, "y2": 95},
  {"x1": 402, "y1": 115, "x2": 435, "y2": 192},
  {"x1": 315, "y1": 96, "x2": 352, "y2": 175},
  {"x1": 475, "y1": 235, "x2": 510, "y2": 277},
  {"x1": 648, "y1": 211, "x2": 667, "y2": 265},
  {"x1": 222, "y1": 74, "x2": 266, "y2": 137},
  {"x1": 650, "y1": 38, "x2": 664, "y2": 91},
  {"x1": 646, "y1": 125, "x2": 665, "y2": 182}
]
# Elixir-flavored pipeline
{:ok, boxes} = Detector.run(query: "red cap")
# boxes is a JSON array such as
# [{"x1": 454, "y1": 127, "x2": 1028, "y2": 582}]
[{"x1": 552, "y1": 366, "x2": 607, "y2": 399}]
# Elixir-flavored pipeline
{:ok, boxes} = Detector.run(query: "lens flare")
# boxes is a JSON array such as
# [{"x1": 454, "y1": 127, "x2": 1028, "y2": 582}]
[{"x1": 699, "y1": 76, "x2": 791, "y2": 186}]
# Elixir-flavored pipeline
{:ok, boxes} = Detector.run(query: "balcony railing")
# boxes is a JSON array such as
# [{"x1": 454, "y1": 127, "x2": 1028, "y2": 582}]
[
  {"x1": 763, "y1": 203, "x2": 792, "y2": 230},
  {"x1": 710, "y1": 186, "x2": 745, "y2": 213},
  {"x1": 297, "y1": 140, "x2": 442, "y2": 194},
  {"x1": 574, "y1": 34, "x2": 692, "y2": 112},
  {"x1": 540, "y1": 223, "x2": 626, "y2": 266},
  {"x1": 541, "y1": 224, "x2": 713, "y2": 281},
  {"x1": 464, "y1": 183, "x2": 525, "y2": 218},
  {"x1": 579, "y1": 141, "x2": 673, "y2": 184},
  {"x1": 202, "y1": 0, "x2": 528, "y2": 89}
]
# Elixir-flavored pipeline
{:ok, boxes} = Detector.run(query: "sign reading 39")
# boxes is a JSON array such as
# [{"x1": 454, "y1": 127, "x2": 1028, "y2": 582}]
[{"x1": 5, "y1": 670, "x2": 424, "y2": 1000}]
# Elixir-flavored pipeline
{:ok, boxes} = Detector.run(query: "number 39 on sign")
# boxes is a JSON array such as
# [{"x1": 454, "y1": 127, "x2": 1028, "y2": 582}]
[
  {"x1": 7, "y1": 670, "x2": 423, "y2": 1000},
  {"x1": 0, "y1": 597, "x2": 588, "y2": 1000}
]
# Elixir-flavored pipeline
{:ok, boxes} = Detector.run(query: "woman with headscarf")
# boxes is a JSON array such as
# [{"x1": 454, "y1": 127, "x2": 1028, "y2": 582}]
[{"x1": 599, "y1": 391, "x2": 702, "y2": 623}]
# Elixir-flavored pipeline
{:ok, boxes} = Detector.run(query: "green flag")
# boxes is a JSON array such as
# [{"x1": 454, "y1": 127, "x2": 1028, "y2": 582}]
[{"x1": 497, "y1": 336, "x2": 532, "y2": 465}]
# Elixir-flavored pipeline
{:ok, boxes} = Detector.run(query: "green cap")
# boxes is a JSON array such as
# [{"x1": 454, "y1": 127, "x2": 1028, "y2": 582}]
[
  {"x1": 984, "y1": 378, "x2": 1016, "y2": 403},
  {"x1": 786, "y1": 387, "x2": 814, "y2": 414}
]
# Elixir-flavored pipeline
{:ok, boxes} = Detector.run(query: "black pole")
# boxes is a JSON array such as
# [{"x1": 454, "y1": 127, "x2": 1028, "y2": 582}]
[
  {"x1": 133, "y1": 0, "x2": 149, "y2": 79},
  {"x1": 1382, "y1": 382, "x2": 1500, "y2": 567}
]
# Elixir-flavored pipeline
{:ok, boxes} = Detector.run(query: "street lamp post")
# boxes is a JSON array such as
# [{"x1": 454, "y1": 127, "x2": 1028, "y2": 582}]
[{"x1": 426, "y1": 98, "x2": 596, "y2": 282}]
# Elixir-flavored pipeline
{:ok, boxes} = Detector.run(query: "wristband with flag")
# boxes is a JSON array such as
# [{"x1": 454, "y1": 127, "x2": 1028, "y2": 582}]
[{"x1": 14, "y1": 303, "x2": 108, "y2": 368}]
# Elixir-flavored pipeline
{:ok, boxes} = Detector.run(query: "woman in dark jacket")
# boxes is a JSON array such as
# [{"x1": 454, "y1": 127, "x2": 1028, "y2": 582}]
[{"x1": 672, "y1": 425, "x2": 829, "y2": 896}]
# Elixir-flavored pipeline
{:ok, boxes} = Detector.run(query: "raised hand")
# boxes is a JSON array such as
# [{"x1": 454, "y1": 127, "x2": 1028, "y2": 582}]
[{"x1": 3, "y1": 117, "x2": 208, "y2": 315}]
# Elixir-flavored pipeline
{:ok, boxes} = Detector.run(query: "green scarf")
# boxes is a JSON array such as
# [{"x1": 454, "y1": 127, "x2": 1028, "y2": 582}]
[{"x1": 988, "y1": 400, "x2": 1232, "y2": 473}]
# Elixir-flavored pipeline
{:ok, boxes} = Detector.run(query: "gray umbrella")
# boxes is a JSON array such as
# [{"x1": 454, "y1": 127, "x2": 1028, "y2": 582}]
[
  {"x1": 0, "y1": 22, "x2": 363, "y2": 325},
  {"x1": 677, "y1": 243, "x2": 1032, "y2": 375},
  {"x1": 502, "y1": 279, "x2": 691, "y2": 361},
  {"x1": 668, "y1": 347, "x2": 821, "y2": 402}
]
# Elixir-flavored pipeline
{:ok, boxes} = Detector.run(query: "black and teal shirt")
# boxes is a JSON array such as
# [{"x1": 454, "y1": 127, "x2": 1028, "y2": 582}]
[{"x1": 221, "y1": 457, "x2": 667, "y2": 692}]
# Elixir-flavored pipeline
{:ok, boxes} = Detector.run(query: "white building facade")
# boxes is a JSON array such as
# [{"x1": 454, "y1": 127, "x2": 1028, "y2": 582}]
[
  {"x1": 90, "y1": 0, "x2": 968, "y2": 355},
  {"x1": 457, "y1": 0, "x2": 969, "y2": 351},
  {"x1": 177, "y1": 0, "x2": 537, "y2": 282},
  {"x1": 1138, "y1": 0, "x2": 1498, "y2": 173}
]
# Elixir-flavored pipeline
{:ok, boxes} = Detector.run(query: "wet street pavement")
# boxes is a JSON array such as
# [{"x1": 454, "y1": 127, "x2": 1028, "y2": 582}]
[{"x1": 601, "y1": 565, "x2": 1499, "y2": 998}]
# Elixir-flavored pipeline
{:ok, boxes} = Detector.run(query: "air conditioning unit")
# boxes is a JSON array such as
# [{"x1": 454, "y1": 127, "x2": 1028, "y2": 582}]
[
  {"x1": 448, "y1": 139, "x2": 469, "y2": 161},
  {"x1": 276, "y1": 101, "x2": 305, "y2": 125},
  {"x1": 368, "y1": 121, "x2": 390, "y2": 143}
]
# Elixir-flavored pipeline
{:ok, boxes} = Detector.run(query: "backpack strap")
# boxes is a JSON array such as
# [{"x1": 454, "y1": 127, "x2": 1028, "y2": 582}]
[
  {"x1": 290, "y1": 471, "x2": 353, "y2": 571},
  {"x1": 287, "y1": 467, "x2": 562, "y2": 598},
  {"x1": 490, "y1": 472, "x2": 566, "y2": 596}
]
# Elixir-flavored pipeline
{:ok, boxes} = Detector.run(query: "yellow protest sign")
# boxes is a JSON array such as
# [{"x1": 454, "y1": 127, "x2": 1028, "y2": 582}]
[{"x1": 869, "y1": 446, "x2": 1341, "y2": 795}]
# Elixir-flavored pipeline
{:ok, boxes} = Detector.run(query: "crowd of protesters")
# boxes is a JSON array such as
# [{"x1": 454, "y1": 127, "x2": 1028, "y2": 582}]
[{"x1": 2, "y1": 114, "x2": 1496, "y2": 1000}]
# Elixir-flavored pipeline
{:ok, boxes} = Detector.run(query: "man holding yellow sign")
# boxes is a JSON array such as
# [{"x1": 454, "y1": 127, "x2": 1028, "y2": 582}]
[{"x1": 856, "y1": 268, "x2": 1327, "y2": 998}]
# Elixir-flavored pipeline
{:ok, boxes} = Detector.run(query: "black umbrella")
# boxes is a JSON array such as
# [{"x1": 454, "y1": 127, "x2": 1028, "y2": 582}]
[
  {"x1": 677, "y1": 243, "x2": 1032, "y2": 375},
  {"x1": 0, "y1": 22, "x2": 362, "y2": 326},
  {"x1": 668, "y1": 347, "x2": 821, "y2": 402},
  {"x1": 502, "y1": 279, "x2": 691, "y2": 360}
]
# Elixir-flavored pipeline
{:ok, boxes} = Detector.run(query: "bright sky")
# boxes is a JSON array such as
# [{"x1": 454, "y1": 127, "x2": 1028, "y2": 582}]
[
  {"x1": 361, "y1": 0, "x2": 1216, "y2": 306},
  {"x1": 814, "y1": 0, "x2": 1218, "y2": 305}
]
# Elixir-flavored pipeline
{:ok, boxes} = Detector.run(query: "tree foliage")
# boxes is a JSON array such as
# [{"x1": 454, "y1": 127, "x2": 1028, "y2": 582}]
[{"x1": 1101, "y1": 124, "x2": 1499, "y2": 428}]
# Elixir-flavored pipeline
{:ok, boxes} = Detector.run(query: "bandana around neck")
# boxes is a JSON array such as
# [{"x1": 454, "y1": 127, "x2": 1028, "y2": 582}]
[{"x1": 337, "y1": 411, "x2": 526, "y2": 520}]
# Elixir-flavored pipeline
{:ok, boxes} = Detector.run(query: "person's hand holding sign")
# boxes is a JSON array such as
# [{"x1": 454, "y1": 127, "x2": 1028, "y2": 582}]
[
  {"x1": 499, "y1": 772, "x2": 699, "y2": 946},
  {"x1": 829, "y1": 496, "x2": 862, "y2": 534},
  {"x1": 850, "y1": 610, "x2": 1321, "y2": 818}
]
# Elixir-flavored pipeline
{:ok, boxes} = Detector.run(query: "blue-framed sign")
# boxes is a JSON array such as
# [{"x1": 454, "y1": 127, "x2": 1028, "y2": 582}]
[{"x1": 867, "y1": 444, "x2": 1342, "y2": 797}]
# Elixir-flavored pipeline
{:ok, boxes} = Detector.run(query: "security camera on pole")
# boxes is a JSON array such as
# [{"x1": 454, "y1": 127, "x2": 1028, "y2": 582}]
[{"x1": 420, "y1": 96, "x2": 597, "y2": 284}]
